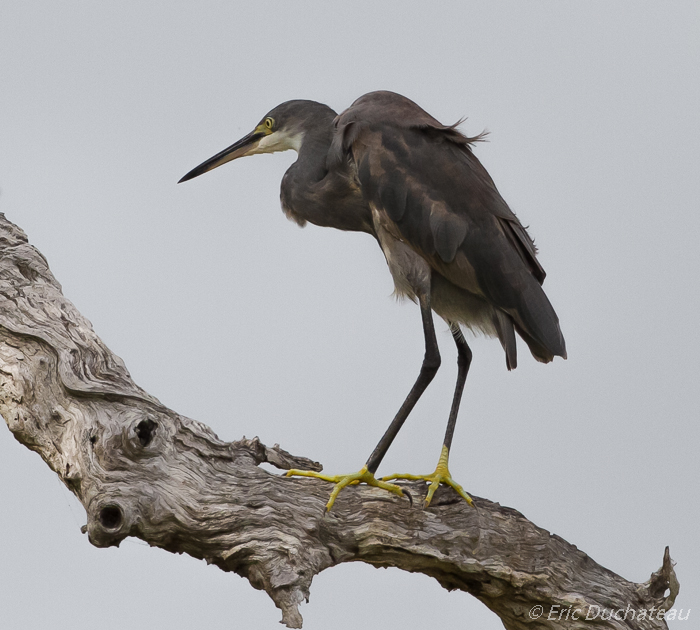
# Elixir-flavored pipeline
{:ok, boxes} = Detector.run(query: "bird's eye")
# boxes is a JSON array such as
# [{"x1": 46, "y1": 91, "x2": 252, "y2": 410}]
[{"x1": 264, "y1": 117, "x2": 274, "y2": 130}]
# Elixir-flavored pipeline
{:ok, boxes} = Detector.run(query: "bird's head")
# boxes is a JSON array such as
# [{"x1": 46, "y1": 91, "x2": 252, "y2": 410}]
[{"x1": 178, "y1": 100, "x2": 335, "y2": 183}]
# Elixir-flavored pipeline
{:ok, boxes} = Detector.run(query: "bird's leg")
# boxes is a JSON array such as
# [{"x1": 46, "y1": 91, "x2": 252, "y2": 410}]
[
  {"x1": 364, "y1": 294, "x2": 441, "y2": 473},
  {"x1": 382, "y1": 324, "x2": 474, "y2": 508},
  {"x1": 286, "y1": 294, "x2": 441, "y2": 511},
  {"x1": 442, "y1": 325, "x2": 471, "y2": 452}
]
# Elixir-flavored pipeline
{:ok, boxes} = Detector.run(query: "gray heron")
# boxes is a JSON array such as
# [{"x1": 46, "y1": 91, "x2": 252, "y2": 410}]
[{"x1": 179, "y1": 91, "x2": 566, "y2": 511}]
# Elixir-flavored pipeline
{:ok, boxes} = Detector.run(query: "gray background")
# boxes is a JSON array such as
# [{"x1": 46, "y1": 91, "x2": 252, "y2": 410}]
[{"x1": 1, "y1": 2, "x2": 697, "y2": 628}]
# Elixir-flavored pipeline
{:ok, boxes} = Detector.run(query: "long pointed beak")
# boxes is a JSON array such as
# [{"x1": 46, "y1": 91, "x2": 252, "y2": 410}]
[{"x1": 178, "y1": 130, "x2": 265, "y2": 183}]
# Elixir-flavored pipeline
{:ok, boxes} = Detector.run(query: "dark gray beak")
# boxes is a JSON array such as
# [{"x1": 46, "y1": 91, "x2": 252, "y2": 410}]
[{"x1": 178, "y1": 130, "x2": 265, "y2": 183}]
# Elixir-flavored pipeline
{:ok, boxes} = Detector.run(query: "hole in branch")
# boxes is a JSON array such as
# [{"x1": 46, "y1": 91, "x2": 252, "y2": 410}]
[
  {"x1": 89, "y1": 435, "x2": 97, "y2": 445},
  {"x1": 98, "y1": 506, "x2": 123, "y2": 530},
  {"x1": 135, "y1": 419, "x2": 157, "y2": 447},
  {"x1": 17, "y1": 262, "x2": 38, "y2": 282}
]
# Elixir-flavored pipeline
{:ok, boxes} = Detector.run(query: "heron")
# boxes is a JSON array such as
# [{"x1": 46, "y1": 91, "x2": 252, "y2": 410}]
[{"x1": 179, "y1": 91, "x2": 566, "y2": 511}]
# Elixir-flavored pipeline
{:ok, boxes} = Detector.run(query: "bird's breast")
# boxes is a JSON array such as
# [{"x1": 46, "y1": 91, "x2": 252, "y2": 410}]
[
  {"x1": 280, "y1": 168, "x2": 373, "y2": 234},
  {"x1": 371, "y1": 204, "x2": 431, "y2": 300}
]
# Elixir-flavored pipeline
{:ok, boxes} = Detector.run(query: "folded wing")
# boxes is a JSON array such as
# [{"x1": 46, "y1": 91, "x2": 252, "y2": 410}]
[{"x1": 334, "y1": 91, "x2": 566, "y2": 365}]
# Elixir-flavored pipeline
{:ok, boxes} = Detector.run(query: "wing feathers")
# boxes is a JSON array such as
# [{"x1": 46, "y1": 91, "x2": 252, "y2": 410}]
[
  {"x1": 429, "y1": 201, "x2": 467, "y2": 263},
  {"x1": 498, "y1": 217, "x2": 547, "y2": 284},
  {"x1": 378, "y1": 169, "x2": 409, "y2": 222},
  {"x1": 335, "y1": 91, "x2": 566, "y2": 365}
]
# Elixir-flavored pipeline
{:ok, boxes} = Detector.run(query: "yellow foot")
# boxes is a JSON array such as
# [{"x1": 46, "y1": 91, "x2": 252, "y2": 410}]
[
  {"x1": 382, "y1": 445, "x2": 474, "y2": 508},
  {"x1": 286, "y1": 465, "x2": 406, "y2": 512}
]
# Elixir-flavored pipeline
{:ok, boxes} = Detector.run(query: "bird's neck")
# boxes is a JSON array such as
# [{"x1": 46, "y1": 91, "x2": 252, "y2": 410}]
[
  {"x1": 281, "y1": 118, "x2": 334, "y2": 223},
  {"x1": 295, "y1": 121, "x2": 334, "y2": 180},
  {"x1": 280, "y1": 109, "x2": 373, "y2": 234}
]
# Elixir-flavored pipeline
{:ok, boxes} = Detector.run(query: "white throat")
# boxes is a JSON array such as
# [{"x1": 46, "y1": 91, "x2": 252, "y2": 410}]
[{"x1": 253, "y1": 129, "x2": 304, "y2": 155}]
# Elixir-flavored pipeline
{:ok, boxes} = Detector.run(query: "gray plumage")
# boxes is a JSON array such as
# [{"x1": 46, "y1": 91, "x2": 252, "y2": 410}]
[
  {"x1": 332, "y1": 92, "x2": 565, "y2": 368},
  {"x1": 179, "y1": 91, "x2": 566, "y2": 506}
]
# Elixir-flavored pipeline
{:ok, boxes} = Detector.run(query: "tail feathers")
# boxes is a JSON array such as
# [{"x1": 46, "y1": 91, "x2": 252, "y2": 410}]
[
  {"x1": 492, "y1": 311, "x2": 517, "y2": 370},
  {"x1": 514, "y1": 322, "x2": 566, "y2": 364},
  {"x1": 508, "y1": 276, "x2": 567, "y2": 364},
  {"x1": 430, "y1": 271, "x2": 565, "y2": 369}
]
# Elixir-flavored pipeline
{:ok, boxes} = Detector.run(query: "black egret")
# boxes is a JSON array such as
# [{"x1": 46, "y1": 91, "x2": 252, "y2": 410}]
[{"x1": 179, "y1": 91, "x2": 566, "y2": 511}]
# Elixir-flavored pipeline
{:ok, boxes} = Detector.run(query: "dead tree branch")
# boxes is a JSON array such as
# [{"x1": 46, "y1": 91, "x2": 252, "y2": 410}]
[{"x1": 0, "y1": 213, "x2": 678, "y2": 628}]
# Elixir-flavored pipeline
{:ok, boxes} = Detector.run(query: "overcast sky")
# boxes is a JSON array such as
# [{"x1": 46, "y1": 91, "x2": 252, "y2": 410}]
[{"x1": 1, "y1": 2, "x2": 698, "y2": 629}]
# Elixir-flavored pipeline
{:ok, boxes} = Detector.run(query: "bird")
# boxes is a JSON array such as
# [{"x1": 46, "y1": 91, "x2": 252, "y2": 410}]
[{"x1": 179, "y1": 91, "x2": 566, "y2": 511}]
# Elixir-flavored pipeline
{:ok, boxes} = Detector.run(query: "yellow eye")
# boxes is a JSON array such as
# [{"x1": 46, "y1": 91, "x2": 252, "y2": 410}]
[{"x1": 264, "y1": 117, "x2": 274, "y2": 130}]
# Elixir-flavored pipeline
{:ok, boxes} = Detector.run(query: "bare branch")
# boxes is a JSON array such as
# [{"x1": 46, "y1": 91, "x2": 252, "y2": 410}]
[{"x1": 0, "y1": 213, "x2": 678, "y2": 629}]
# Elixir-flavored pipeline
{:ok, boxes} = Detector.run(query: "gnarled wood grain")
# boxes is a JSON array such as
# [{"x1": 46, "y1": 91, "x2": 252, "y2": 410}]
[{"x1": 0, "y1": 213, "x2": 678, "y2": 628}]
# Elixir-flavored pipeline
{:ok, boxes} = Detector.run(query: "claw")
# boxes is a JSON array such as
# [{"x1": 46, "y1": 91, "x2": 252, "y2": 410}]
[
  {"x1": 287, "y1": 465, "x2": 406, "y2": 512},
  {"x1": 382, "y1": 445, "x2": 473, "y2": 508}
]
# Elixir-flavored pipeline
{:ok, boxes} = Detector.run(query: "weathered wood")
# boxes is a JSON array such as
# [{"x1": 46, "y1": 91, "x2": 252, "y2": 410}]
[{"x1": 0, "y1": 213, "x2": 678, "y2": 628}]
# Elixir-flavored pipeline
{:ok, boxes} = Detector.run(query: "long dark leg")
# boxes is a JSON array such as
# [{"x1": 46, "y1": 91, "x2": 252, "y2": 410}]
[
  {"x1": 378, "y1": 320, "x2": 474, "y2": 508},
  {"x1": 365, "y1": 293, "x2": 441, "y2": 475},
  {"x1": 442, "y1": 324, "x2": 472, "y2": 451}
]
